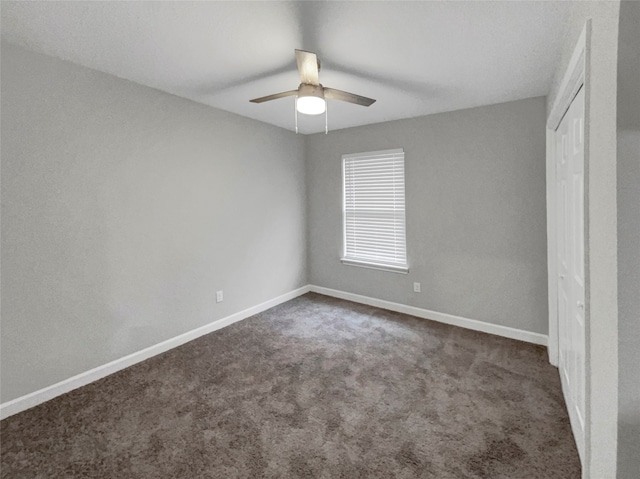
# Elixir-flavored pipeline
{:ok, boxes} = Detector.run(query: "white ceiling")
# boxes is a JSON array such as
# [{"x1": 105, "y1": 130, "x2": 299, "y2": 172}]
[{"x1": 1, "y1": 1, "x2": 572, "y2": 134}]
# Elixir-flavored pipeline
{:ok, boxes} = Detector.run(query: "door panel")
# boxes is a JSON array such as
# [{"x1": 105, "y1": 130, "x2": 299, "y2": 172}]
[
  {"x1": 570, "y1": 90, "x2": 586, "y2": 435},
  {"x1": 555, "y1": 85, "x2": 585, "y2": 461}
]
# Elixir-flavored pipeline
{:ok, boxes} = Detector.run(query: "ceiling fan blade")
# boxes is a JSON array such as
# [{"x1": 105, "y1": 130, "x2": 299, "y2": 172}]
[
  {"x1": 295, "y1": 49, "x2": 320, "y2": 86},
  {"x1": 324, "y1": 88, "x2": 376, "y2": 107},
  {"x1": 249, "y1": 90, "x2": 298, "y2": 103}
]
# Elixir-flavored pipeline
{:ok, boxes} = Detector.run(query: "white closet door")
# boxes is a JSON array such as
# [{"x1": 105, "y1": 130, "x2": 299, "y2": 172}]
[{"x1": 555, "y1": 85, "x2": 585, "y2": 462}]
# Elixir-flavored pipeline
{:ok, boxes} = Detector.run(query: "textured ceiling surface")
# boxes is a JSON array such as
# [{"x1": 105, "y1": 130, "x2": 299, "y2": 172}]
[{"x1": 1, "y1": 1, "x2": 572, "y2": 134}]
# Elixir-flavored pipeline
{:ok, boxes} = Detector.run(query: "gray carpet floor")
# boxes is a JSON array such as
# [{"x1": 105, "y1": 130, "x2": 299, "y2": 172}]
[{"x1": 1, "y1": 293, "x2": 580, "y2": 478}]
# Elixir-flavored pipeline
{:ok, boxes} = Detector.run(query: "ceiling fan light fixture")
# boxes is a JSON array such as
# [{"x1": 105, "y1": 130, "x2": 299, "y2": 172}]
[
  {"x1": 296, "y1": 83, "x2": 326, "y2": 115},
  {"x1": 249, "y1": 50, "x2": 375, "y2": 133},
  {"x1": 296, "y1": 96, "x2": 326, "y2": 115}
]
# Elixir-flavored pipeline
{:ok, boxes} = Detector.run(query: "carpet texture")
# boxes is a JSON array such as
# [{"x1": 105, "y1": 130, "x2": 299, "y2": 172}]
[{"x1": 1, "y1": 293, "x2": 580, "y2": 478}]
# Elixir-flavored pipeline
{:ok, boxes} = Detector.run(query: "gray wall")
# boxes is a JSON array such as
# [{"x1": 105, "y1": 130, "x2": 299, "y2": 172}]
[
  {"x1": 617, "y1": 2, "x2": 640, "y2": 477},
  {"x1": 546, "y1": 2, "x2": 621, "y2": 476},
  {"x1": 307, "y1": 97, "x2": 548, "y2": 334},
  {"x1": 0, "y1": 43, "x2": 307, "y2": 403}
]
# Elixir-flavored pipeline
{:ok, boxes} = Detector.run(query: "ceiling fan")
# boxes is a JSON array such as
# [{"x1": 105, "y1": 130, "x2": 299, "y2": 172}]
[{"x1": 250, "y1": 49, "x2": 376, "y2": 132}]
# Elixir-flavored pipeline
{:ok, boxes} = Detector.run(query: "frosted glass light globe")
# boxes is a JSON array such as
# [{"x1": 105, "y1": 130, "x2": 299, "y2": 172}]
[{"x1": 296, "y1": 96, "x2": 326, "y2": 115}]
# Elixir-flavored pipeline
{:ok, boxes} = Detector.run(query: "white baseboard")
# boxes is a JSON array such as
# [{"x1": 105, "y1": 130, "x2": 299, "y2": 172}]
[
  {"x1": 309, "y1": 285, "x2": 548, "y2": 347},
  {"x1": 0, "y1": 285, "x2": 311, "y2": 420},
  {"x1": 1, "y1": 284, "x2": 547, "y2": 420}
]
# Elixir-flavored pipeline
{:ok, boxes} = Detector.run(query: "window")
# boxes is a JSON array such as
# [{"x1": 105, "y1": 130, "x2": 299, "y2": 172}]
[{"x1": 342, "y1": 148, "x2": 408, "y2": 273}]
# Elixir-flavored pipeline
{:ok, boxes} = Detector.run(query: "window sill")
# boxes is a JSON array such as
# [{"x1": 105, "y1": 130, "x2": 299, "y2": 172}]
[{"x1": 340, "y1": 258, "x2": 409, "y2": 274}]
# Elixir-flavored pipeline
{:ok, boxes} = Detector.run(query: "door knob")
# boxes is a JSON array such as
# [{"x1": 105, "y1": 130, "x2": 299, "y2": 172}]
[{"x1": 577, "y1": 301, "x2": 584, "y2": 310}]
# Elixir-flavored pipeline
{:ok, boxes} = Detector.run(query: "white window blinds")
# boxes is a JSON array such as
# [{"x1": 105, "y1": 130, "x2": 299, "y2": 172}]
[{"x1": 342, "y1": 148, "x2": 408, "y2": 273}]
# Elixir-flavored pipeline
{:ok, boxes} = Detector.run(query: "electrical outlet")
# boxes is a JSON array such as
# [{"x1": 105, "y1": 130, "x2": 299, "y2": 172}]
[
  {"x1": 216, "y1": 290, "x2": 224, "y2": 303},
  {"x1": 413, "y1": 282, "x2": 421, "y2": 293}
]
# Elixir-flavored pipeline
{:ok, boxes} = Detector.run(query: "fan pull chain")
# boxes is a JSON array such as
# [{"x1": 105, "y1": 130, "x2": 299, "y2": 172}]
[
  {"x1": 294, "y1": 98, "x2": 299, "y2": 134},
  {"x1": 325, "y1": 101, "x2": 328, "y2": 135}
]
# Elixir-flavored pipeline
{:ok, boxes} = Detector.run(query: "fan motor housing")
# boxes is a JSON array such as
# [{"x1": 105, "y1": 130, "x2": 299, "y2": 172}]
[{"x1": 298, "y1": 83, "x2": 324, "y2": 99}]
